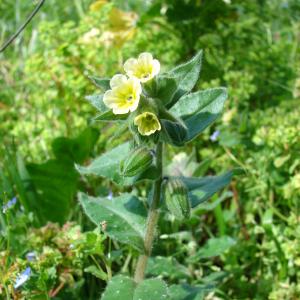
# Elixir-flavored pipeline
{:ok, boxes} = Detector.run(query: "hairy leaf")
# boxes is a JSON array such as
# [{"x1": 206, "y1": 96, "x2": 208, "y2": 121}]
[
  {"x1": 180, "y1": 88, "x2": 228, "y2": 142},
  {"x1": 88, "y1": 76, "x2": 110, "y2": 91},
  {"x1": 188, "y1": 236, "x2": 236, "y2": 262},
  {"x1": 85, "y1": 94, "x2": 107, "y2": 112},
  {"x1": 133, "y1": 278, "x2": 169, "y2": 300},
  {"x1": 75, "y1": 142, "x2": 131, "y2": 185},
  {"x1": 79, "y1": 193, "x2": 147, "y2": 252},
  {"x1": 167, "y1": 50, "x2": 203, "y2": 107},
  {"x1": 101, "y1": 275, "x2": 135, "y2": 300},
  {"x1": 170, "y1": 88, "x2": 227, "y2": 119},
  {"x1": 93, "y1": 110, "x2": 128, "y2": 122},
  {"x1": 175, "y1": 170, "x2": 234, "y2": 208},
  {"x1": 101, "y1": 276, "x2": 170, "y2": 300},
  {"x1": 160, "y1": 119, "x2": 188, "y2": 146}
]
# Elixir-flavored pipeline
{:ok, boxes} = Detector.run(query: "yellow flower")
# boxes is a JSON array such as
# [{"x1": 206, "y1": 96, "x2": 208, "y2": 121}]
[
  {"x1": 124, "y1": 53, "x2": 160, "y2": 83},
  {"x1": 89, "y1": 0, "x2": 107, "y2": 12},
  {"x1": 103, "y1": 74, "x2": 142, "y2": 114},
  {"x1": 134, "y1": 112, "x2": 161, "y2": 136}
]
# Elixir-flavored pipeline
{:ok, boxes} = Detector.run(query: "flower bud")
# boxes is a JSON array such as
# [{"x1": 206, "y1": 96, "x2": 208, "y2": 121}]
[
  {"x1": 120, "y1": 146, "x2": 154, "y2": 177},
  {"x1": 164, "y1": 178, "x2": 191, "y2": 220}
]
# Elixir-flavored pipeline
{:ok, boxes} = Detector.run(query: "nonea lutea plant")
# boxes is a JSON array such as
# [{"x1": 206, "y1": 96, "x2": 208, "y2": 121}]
[{"x1": 77, "y1": 50, "x2": 236, "y2": 299}]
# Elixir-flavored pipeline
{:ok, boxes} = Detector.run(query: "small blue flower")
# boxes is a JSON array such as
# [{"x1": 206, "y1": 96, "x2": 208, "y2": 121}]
[
  {"x1": 26, "y1": 252, "x2": 37, "y2": 262},
  {"x1": 14, "y1": 267, "x2": 31, "y2": 289},
  {"x1": 2, "y1": 196, "x2": 17, "y2": 213},
  {"x1": 107, "y1": 190, "x2": 113, "y2": 200},
  {"x1": 210, "y1": 130, "x2": 220, "y2": 142}
]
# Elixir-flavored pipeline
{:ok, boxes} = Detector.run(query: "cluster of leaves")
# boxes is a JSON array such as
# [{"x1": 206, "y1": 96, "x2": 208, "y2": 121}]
[
  {"x1": 77, "y1": 46, "x2": 239, "y2": 298},
  {"x1": 0, "y1": 127, "x2": 99, "y2": 225},
  {"x1": 0, "y1": 222, "x2": 106, "y2": 299},
  {"x1": 1, "y1": 0, "x2": 300, "y2": 299}
]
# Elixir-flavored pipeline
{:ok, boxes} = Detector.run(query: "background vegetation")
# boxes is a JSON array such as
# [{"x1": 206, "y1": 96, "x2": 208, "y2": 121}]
[{"x1": 1, "y1": 0, "x2": 300, "y2": 299}]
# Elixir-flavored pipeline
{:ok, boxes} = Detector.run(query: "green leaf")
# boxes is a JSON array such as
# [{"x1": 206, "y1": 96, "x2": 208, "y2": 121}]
[
  {"x1": 170, "y1": 88, "x2": 226, "y2": 119},
  {"x1": 93, "y1": 110, "x2": 128, "y2": 122},
  {"x1": 79, "y1": 193, "x2": 147, "y2": 252},
  {"x1": 188, "y1": 236, "x2": 236, "y2": 262},
  {"x1": 75, "y1": 142, "x2": 131, "y2": 185},
  {"x1": 197, "y1": 191, "x2": 233, "y2": 211},
  {"x1": 16, "y1": 128, "x2": 99, "y2": 225},
  {"x1": 26, "y1": 160, "x2": 78, "y2": 224},
  {"x1": 155, "y1": 76, "x2": 178, "y2": 106},
  {"x1": 168, "y1": 284, "x2": 210, "y2": 300},
  {"x1": 85, "y1": 94, "x2": 107, "y2": 112},
  {"x1": 101, "y1": 275, "x2": 135, "y2": 300},
  {"x1": 160, "y1": 119, "x2": 188, "y2": 147},
  {"x1": 146, "y1": 256, "x2": 189, "y2": 280},
  {"x1": 52, "y1": 127, "x2": 99, "y2": 164},
  {"x1": 167, "y1": 50, "x2": 203, "y2": 107},
  {"x1": 176, "y1": 170, "x2": 234, "y2": 208},
  {"x1": 88, "y1": 76, "x2": 110, "y2": 91},
  {"x1": 101, "y1": 276, "x2": 170, "y2": 300},
  {"x1": 172, "y1": 88, "x2": 227, "y2": 142},
  {"x1": 84, "y1": 265, "x2": 107, "y2": 281},
  {"x1": 133, "y1": 278, "x2": 169, "y2": 300},
  {"x1": 76, "y1": 142, "x2": 157, "y2": 186}
]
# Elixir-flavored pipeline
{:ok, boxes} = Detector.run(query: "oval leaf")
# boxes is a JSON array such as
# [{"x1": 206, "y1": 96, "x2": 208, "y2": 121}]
[
  {"x1": 79, "y1": 193, "x2": 147, "y2": 252},
  {"x1": 101, "y1": 275, "x2": 135, "y2": 300},
  {"x1": 167, "y1": 50, "x2": 203, "y2": 107},
  {"x1": 174, "y1": 170, "x2": 234, "y2": 208}
]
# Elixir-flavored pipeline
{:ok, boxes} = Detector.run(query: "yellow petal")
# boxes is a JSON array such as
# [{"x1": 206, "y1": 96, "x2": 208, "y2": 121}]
[
  {"x1": 110, "y1": 74, "x2": 127, "y2": 89},
  {"x1": 138, "y1": 52, "x2": 153, "y2": 66},
  {"x1": 103, "y1": 76, "x2": 142, "y2": 114},
  {"x1": 134, "y1": 112, "x2": 161, "y2": 136}
]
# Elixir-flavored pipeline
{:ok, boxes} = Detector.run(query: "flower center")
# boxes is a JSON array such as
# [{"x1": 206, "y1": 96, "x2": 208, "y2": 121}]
[
  {"x1": 127, "y1": 95, "x2": 133, "y2": 102},
  {"x1": 142, "y1": 73, "x2": 150, "y2": 79}
]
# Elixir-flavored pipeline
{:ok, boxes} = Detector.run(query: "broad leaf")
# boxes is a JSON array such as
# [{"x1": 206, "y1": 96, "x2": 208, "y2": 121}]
[
  {"x1": 160, "y1": 119, "x2": 188, "y2": 147},
  {"x1": 102, "y1": 275, "x2": 135, "y2": 300},
  {"x1": 79, "y1": 193, "x2": 147, "y2": 252},
  {"x1": 85, "y1": 94, "x2": 107, "y2": 112},
  {"x1": 172, "y1": 88, "x2": 228, "y2": 142},
  {"x1": 20, "y1": 127, "x2": 99, "y2": 224},
  {"x1": 26, "y1": 160, "x2": 78, "y2": 224},
  {"x1": 176, "y1": 170, "x2": 234, "y2": 208},
  {"x1": 146, "y1": 256, "x2": 189, "y2": 280},
  {"x1": 76, "y1": 142, "x2": 158, "y2": 186},
  {"x1": 102, "y1": 276, "x2": 170, "y2": 300},
  {"x1": 133, "y1": 278, "x2": 169, "y2": 300},
  {"x1": 170, "y1": 88, "x2": 227, "y2": 119},
  {"x1": 75, "y1": 142, "x2": 131, "y2": 185},
  {"x1": 88, "y1": 76, "x2": 110, "y2": 91},
  {"x1": 52, "y1": 127, "x2": 99, "y2": 164},
  {"x1": 188, "y1": 236, "x2": 236, "y2": 262},
  {"x1": 155, "y1": 76, "x2": 178, "y2": 106},
  {"x1": 167, "y1": 50, "x2": 203, "y2": 107},
  {"x1": 93, "y1": 110, "x2": 128, "y2": 122},
  {"x1": 168, "y1": 284, "x2": 209, "y2": 300}
]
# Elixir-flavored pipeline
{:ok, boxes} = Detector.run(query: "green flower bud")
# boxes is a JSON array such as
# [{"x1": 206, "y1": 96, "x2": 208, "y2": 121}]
[
  {"x1": 120, "y1": 146, "x2": 154, "y2": 177},
  {"x1": 164, "y1": 178, "x2": 191, "y2": 220}
]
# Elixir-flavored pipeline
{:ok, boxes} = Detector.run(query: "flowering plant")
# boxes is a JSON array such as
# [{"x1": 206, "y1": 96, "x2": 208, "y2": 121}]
[{"x1": 78, "y1": 50, "x2": 235, "y2": 298}]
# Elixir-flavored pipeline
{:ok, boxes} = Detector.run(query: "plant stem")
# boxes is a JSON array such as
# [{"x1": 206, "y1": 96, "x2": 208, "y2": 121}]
[{"x1": 134, "y1": 142, "x2": 163, "y2": 283}]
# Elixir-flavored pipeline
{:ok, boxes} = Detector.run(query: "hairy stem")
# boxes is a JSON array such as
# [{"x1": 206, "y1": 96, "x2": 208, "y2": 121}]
[{"x1": 134, "y1": 142, "x2": 163, "y2": 283}]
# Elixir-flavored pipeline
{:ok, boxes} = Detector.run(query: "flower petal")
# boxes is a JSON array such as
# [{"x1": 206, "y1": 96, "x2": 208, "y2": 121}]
[
  {"x1": 134, "y1": 112, "x2": 161, "y2": 136},
  {"x1": 138, "y1": 52, "x2": 153, "y2": 66},
  {"x1": 110, "y1": 74, "x2": 127, "y2": 88},
  {"x1": 124, "y1": 58, "x2": 138, "y2": 74},
  {"x1": 152, "y1": 59, "x2": 160, "y2": 76}
]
